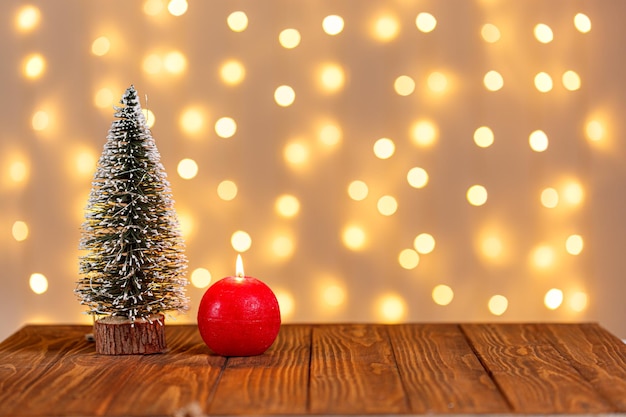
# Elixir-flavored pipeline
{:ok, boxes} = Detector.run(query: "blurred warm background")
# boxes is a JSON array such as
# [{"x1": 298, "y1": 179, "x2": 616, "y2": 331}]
[{"x1": 2, "y1": 0, "x2": 625, "y2": 342}]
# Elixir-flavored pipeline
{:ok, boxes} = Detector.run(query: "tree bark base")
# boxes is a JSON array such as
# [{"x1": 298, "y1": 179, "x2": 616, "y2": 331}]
[{"x1": 94, "y1": 314, "x2": 166, "y2": 355}]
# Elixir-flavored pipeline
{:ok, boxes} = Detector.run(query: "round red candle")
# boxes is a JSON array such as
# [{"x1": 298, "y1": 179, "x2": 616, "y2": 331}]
[{"x1": 197, "y1": 255, "x2": 281, "y2": 356}]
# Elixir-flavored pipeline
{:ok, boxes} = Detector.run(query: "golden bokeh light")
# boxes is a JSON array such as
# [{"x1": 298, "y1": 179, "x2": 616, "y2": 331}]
[
  {"x1": 143, "y1": 0, "x2": 165, "y2": 16},
  {"x1": 142, "y1": 53, "x2": 162, "y2": 74},
  {"x1": 529, "y1": 130, "x2": 549, "y2": 152},
  {"x1": 377, "y1": 195, "x2": 398, "y2": 216},
  {"x1": 91, "y1": 36, "x2": 111, "y2": 56},
  {"x1": 318, "y1": 64, "x2": 345, "y2": 92},
  {"x1": 483, "y1": 70, "x2": 504, "y2": 91},
  {"x1": 177, "y1": 211, "x2": 195, "y2": 240},
  {"x1": 29, "y1": 273, "x2": 49, "y2": 295},
  {"x1": 275, "y1": 289, "x2": 295, "y2": 320},
  {"x1": 466, "y1": 184, "x2": 488, "y2": 206},
  {"x1": 565, "y1": 234, "x2": 584, "y2": 255},
  {"x1": 167, "y1": 0, "x2": 188, "y2": 16},
  {"x1": 568, "y1": 291, "x2": 588, "y2": 312},
  {"x1": 220, "y1": 60, "x2": 246, "y2": 85},
  {"x1": 398, "y1": 248, "x2": 420, "y2": 270},
  {"x1": 279, "y1": 28, "x2": 301, "y2": 49},
  {"x1": 410, "y1": 120, "x2": 438, "y2": 147},
  {"x1": 163, "y1": 50, "x2": 187, "y2": 74},
  {"x1": 415, "y1": 12, "x2": 437, "y2": 33},
  {"x1": 8, "y1": 158, "x2": 29, "y2": 184},
  {"x1": 562, "y1": 70, "x2": 581, "y2": 91},
  {"x1": 488, "y1": 294, "x2": 508, "y2": 316},
  {"x1": 534, "y1": 23, "x2": 554, "y2": 43},
  {"x1": 215, "y1": 117, "x2": 237, "y2": 138},
  {"x1": 534, "y1": 72, "x2": 553, "y2": 93},
  {"x1": 407, "y1": 167, "x2": 429, "y2": 189},
  {"x1": 585, "y1": 120, "x2": 605, "y2": 142},
  {"x1": 227, "y1": 11, "x2": 248, "y2": 32},
  {"x1": 322, "y1": 15, "x2": 344, "y2": 35},
  {"x1": 531, "y1": 244, "x2": 556, "y2": 270},
  {"x1": 142, "y1": 109, "x2": 156, "y2": 128},
  {"x1": 190, "y1": 268, "x2": 212, "y2": 288},
  {"x1": 540, "y1": 187, "x2": 559, "y2": 208},
  {"x1": 561, "y1": 180, "x2": 584, "y2": 206},
  {"x1": 574, "y1": 13, "x2": 592, "y2": 33},
  {"x1": 394, "y1": 75, "x2": 416, "y2": 96},
  {"x1": 318, "y1": 123, "x2": 342, "y2": 147},
  {"x1": 480, "y1": 235, "x2": 504, "y2": 261},
  {"x1": 94, "y1": 87, "x2": 115, "y2": 109},
  {"x1": 4, "y1": 1, "x2": 624, "y2": 340},
  {"x1": 432, "y1": 284, "x2": 454, "y2": 306},
  {"x1": 16, "y1": 5, "x2": 41, "y2": 32},
  {"x1": 180, "y1": 107, "x2": 206, "y2": 135},
  {"x1": 321, "y1": 284, "x2": 346, "y2": 307},
  {"x1": 271, "y1": 235, "x2": 295, "y2": 259},
  {"x1": 283, "y1": 141, "x2": 310, "y2": 168},
  {"x1": 474, "y1": 126, "x2": 494, "y2": 148},
  {"x1": 342, "y1": 225, "x2": 367, "y2": 251},
  {"x1": 31, "y1": 110, "x2": 50, "y2": 131},
  {"x1": 12, "y1": 220, "x2": 29, "y2": 242},
  {"x1": 72, "y1": 148, "x2": 98, "y2": 178},
  {"x1": 177, "y1": 158, "x2": 199, "y2": 180},
  {"x1": 481, "y1": 23, "x2": 501, "y2": 43},
  {"x1": 275, "y1": 194, "x2": 300, "y2": 218},
  {"x1": 427, "y1": 71, "x2": 448, "y2": 93},
  {"x1": 274, "y1": 85, "x2": 296, "y2": 107},
  {"x1": 544, "y1": 288, "x2": 563, "y2": 310},
  {"x1": 414, "y1": 233, "x2": 435, "y2": 254},
  {"x1": 347, "y1": 180, "x2": 369, "y2": 201},
  {"x1": 373, "y1": 137, "x2": 395, "y2": 159},
  {"x1": 231, "y1": 230, "x2": 252, "y2": 252},
  {"x1": 217, "y1": 180, "x2": 238, "y2": 201},
  {"x1": 372, "y1": 15, "x2": 400, "y2": 41},
  {"x1": 376, "y1": 293, "x2": 407, "y2": 323},
  {"x1": 23, "y1": 54, "x2": 46, "y2": 79}
]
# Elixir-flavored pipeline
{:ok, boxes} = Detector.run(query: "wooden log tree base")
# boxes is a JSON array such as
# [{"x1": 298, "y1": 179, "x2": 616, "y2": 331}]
[{"x1": 94, "y1": 314, "x2": 166, "y2": 355}]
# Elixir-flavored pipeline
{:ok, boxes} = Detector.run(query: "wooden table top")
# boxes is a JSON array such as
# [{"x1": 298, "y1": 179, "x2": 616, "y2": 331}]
[{"x1": 0, "y1": 323, "x2": 625, "y2": 416}]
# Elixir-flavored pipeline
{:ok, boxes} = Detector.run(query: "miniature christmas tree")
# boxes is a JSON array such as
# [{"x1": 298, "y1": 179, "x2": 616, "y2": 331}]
[{"x1": 76, "y1": 85, "x2": 188, "y2": 354}]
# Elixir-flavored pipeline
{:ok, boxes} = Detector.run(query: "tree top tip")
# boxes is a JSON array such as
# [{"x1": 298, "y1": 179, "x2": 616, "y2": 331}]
[{"x1": 121, "y1": 84, "x2": 140, "y2": 107}]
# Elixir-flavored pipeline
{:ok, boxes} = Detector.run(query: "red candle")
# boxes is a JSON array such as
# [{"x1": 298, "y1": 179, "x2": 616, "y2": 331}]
[{"x1": 197, "y1": 255, "x2": 281, "y2": 356}]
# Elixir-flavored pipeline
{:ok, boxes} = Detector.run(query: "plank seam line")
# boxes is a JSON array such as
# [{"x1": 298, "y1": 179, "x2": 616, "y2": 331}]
[
  {"x1": 457, "y1": 324, "x2": 515, "y2": 413},
  {"x1": 385, "y1": 325, "x2": 412, "y2": 412},
  {"x1": 544, "y1": 324, "x2": 620, "y2": 412},
  {"x1": 305, "y1": 325, "x2": 313, "y2": 413},
  {"x1": 206, "y1": 356, "x2": 229, "y2": 412}
]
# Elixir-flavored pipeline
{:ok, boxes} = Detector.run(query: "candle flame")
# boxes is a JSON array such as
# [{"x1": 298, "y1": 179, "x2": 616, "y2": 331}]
[{"x1": 236, "y1": 254, "x2": 244, "y2": 278}]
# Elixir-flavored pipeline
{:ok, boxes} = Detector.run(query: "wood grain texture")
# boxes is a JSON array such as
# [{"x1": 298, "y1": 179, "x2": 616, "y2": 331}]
[
  {"x1": 105, "y1": 325, "x2": 225, "y2": 416},
  {"x1": 309, "y1": 324, "x2": 409, "y2": 415},
  {"x1": 543, "y1": 323, "x2": 626, "y2": 412},
  {"x1": 94, "y1": 314, "x2": 166, "y2": 355},
  {"x1": 460, "y1": 323, "x2": 617, "y2": 414},
  {"x1": 0, "y1": 325, "x2": 142, "y2": 416},
  {"x1": 1, "y1": 323, "x2": 625, "y2": 416},
  {"x1": 208, "y1": 324, "x2": 311, "y2": 415},
  {"x1": 388, "y1": 323, "x2": 511, "y2": 414}
]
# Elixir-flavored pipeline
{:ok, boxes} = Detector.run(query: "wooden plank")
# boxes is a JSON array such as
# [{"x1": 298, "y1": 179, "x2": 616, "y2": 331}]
[
  {"x1": 388, "y1": 323, "x2": 511, "y2": 414},
  {"x1": 208, "y1": 324, "x2": 311, "y2": 415},
  {"x1": 0, "y1": 325, "x2": 142, "y2": 417},
  {"x1": 309, "y1": 323, "x2": 409, "y2": 415},
  {"x1": 104, "y1": 325, "x2": 226, "y2": 416},
  {"x1": 543, "y1": 323, "x2": 626, "y2": 412},
  {"x1": 461, "y1": 323, "x2": 616, "y2": 415}
]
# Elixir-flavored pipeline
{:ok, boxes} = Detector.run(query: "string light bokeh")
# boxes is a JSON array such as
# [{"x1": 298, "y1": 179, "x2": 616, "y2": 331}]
[{"x1": 2, "y1": 0, "x2": 626, "y2": 341}]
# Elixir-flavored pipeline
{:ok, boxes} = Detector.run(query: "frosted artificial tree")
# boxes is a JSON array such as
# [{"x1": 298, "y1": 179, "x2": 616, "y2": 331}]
[{"x1": 76, "y1": 85, "x2": 188, "y2": 355}]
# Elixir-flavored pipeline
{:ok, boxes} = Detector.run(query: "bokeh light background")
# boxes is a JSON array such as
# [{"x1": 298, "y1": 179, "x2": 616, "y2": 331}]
[{"x1": 2, "y1": 0, "x2": 626, "y2": 341}]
